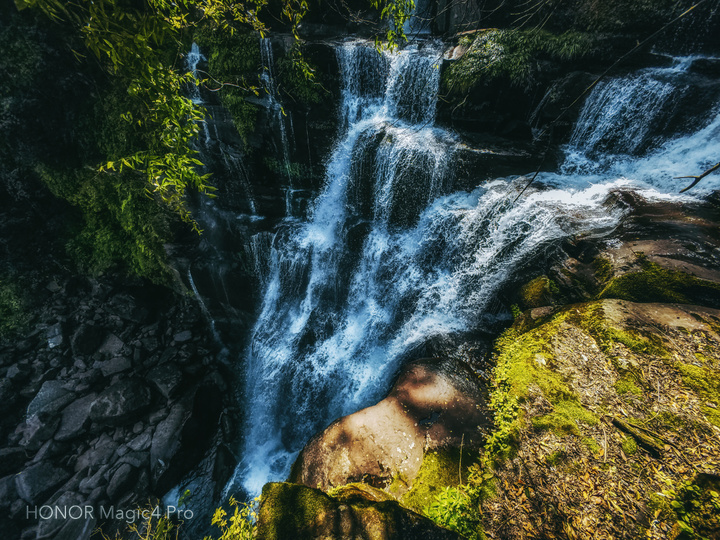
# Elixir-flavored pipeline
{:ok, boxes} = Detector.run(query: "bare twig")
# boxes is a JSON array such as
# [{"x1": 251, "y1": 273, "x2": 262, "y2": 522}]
[{"x1": 674, "y1": 162, "x2": 720, "y2": 193}]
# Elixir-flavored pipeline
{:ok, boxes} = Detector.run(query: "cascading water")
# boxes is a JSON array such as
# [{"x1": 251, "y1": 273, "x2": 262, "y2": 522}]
[
  {"x1": 259, "y1": 38, "x2": 296, "y2": 216},
  {"x1": 227, "y1": 41, "x2": 716, "y2": 497}
]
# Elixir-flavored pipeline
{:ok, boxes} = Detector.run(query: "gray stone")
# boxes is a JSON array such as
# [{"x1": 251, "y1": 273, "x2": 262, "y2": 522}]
[
  {"x1": 52, "y1": 513, "x2": 95, "y2": 540},
  {"x1": 128, "y1": 430, "x2": 152, "y2": 452},
  {"x1": 97, "y1": 356, "x2": 132, "y2": 377},
  {"x1": 27, "y1": 381, "x2": 74, "y2": 417},
  {"x1": 78, "y1": 465, "x2": 109, "y2": 494},
  {"x1": 0, "y1": 474, "x2": 18, "y2": 509},
  {"x1": 70, "y1": 325, "x2": 106, "y2": 357},
  {"x1": 15, "y1": 462, "x2": 71, "y2": 504},
  {"x1": 106, "y1": 463, "x2": 139, "y2": 500},
  {"x1": 98, "y1": 334, "x2": 124, "y2": 356},
  {"x1": 106, "y1": 294, "x2": 148, "y2": 323},
  {"x1": 36, "y1": 491, "x2": 84, "y2": 539},
  {"x1": 46, "y1": 323, "x2": 64, "y2": 349},
  {"x1": 150, "y1": 402, "x2": 188, "y2": 486},
  {"x1": 89, "y1": 379, "x2": 152, "y2": 426},
  {"x1": 45, "y1": 281, "x2": 62, "y2": 293},
  {"x1": 117, "y1": 451, "x2": 149, "y2": 470},
  {"x1": 74, "y1": 436, "x2": 119, "y2": 473},
  {"x1": 173, "y1": 330, "x2": 192, "y2": 343},
  {"x1": 55, "y1": 393, "x2": 97, "y2": 442},
  {"x1": 19, "y1": 414, "x2": 60, "y2": 451},
  {"x1": 146, "y1": 365, "x2": 183, "y2": 399},
  {"x1": 0, "y1": 447, "x2": 28, "y2": 477}
]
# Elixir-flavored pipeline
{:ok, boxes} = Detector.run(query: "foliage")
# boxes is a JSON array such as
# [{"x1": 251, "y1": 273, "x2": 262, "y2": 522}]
[
  {"x1": 370, "y1": 0, "x2": 415, "y2": 49},
  {"x1": 194, "y1": 25, "x2": 261, "y2": 143},
  {"x1": 426, "y1": 486, "x2": 484, "y2": 540},
  {"x1": 14, "y1": 0, "x2": 308, "y2": 232},
  {"x1": 38, "y1": 166, "x2": 173, "y2": 283},
  {"x1": 276, "y1": 45, "x2": 324, "y2": 106},
  {"x1": 656, "y1": 475, "x2": 720, "y2": 539},
  {"x1": 445, "y1": 28, "x2": 595, "y2": 92},
  {"x1": 0, "y1": 275, "x2": 31, "y2": 340},
  {"x1": 204, "y1": 496, "x2": 258, "y2": 540}
]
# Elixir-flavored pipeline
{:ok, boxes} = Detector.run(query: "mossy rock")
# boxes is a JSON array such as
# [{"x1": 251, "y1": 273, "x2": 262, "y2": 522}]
[
  {"x1": 519, "y1": 275, "x2": 559, "y2": 309},
  {"x1": 598, "y1": 255, "x2": 720, "y2": 307},
  {"x1": 256, "y1": 482, "x2": 461, "y2": 540}
]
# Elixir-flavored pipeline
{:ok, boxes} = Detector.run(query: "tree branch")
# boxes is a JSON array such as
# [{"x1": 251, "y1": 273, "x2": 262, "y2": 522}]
[{"x1": 675, "y1": 162, "x2": 720, "y2": 193}]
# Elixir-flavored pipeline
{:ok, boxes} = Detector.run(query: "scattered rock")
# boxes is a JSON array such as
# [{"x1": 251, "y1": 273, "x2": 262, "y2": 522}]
[
  {"x1": 173, "y1": 330, "x2": 192, "y2": 343},
  {"x1": 55, "y1": 393, "x2": 97, "y2": 442},
  {"x1": 19, "y1": 413, "x2": 60, "y2": 451},
  {"x1": 97, "y1": 334, "x2": 125, "y2": 356},
  {"x1": 106, "y1": 463, "x2": 139, "y2": 500},
  {"x1": 0, "y1": 447, "x2": 27, "y2": 477},
  {"x1": 70, "y1": 324, "x2": 106, "y2": 357},
  {"x1": 15, "y1": 461, "x2": 71, "y2": 505},
  {"x1": 89, "y1": 379, "x2": 152, "y2": 426},
  {"x1": 97, "y1": 356, "x2": 132, "y2": 377},
  {"x1": 27, "y1": 380, "x2": 74, "y2": 417},
  {"x1": 146, "y1": 365, "x2": 183, "y2": 399}
]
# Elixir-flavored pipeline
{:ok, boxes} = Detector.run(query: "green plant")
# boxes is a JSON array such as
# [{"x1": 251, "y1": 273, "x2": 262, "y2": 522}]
[
  {"x1": 445, "y1": 28, "x2": 595, "y2": 92},
  {"x1": 0, "y1": 276, "x2": 30, "y2": 339},
  {"x1": 426, "y1": 486, "x2": 483, "y2": 540},
  {"x1": 657, "y1": 476, "x2": 720, "y2": 539},
  {"x1": 204, "y1": 496, "x2": 258, "y2": 540}
]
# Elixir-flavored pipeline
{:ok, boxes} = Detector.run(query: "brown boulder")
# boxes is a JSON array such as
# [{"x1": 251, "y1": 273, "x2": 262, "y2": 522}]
[{"x1": 290, "y1": 358, "x2": 490, "y2": 492}]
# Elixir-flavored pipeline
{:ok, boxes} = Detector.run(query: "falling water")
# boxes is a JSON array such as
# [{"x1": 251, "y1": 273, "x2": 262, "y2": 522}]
[
  {"x1": 228, "y1": 42, "x2": 720, "y2": 498},
  {"x1": 260, "y1": 38, "x2": 296, "y2": 216}
]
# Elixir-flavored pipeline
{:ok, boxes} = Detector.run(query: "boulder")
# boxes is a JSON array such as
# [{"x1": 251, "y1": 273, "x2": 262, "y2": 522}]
[
  {"x1": 0, "y1": 447, "x2": 27, "y2": 477},
  {"x1": 27, "y1": 380, "x2": 74, "y2": 417},
  {"x1": 89, "y1": 379, "x2": 152, "y2": 426},
  {"x1": 19, "y1": 413, "x2": 60, "y2": 451},
  {"x1": 256, "y1": 482, "x2": 461, "y2": 540},
  {"x1": 106, "y1": 463, "x2": 139, "y2": 500},
  {"x1": 15, "y1": 461, "x2": 71, "y2": 505},
  {"x1": 70, "y1": 324, "x2": 106, "y2": 357},
  {"x1": 146, "y1": 365, "x2": 183, "y2": 399},
  {"x1": 55, "y1": 393, "x2": 97, "y2": 441},
  {"x1": 291, "y1": 358, "x2": 490, "y2": 492}
]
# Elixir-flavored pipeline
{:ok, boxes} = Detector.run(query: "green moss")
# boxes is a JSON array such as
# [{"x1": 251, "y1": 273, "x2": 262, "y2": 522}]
[
  {"x1": 676, "y1": 362, "x2": 720, "y2": 427},
  {"x1": 532, "y1": 400, "x2": 598, "y2": 436},
  {"x1": 257, "y1": 483, "x2": 336, "y2": 540},
  {"x1": 574, "y1": 302, "x2": 668, "y2": 357},
  {"x1": 615, "y1": 377, "x2": 642, "y2": 395},
  {"x1": 592, "y1": 256, "x2": 614, "y2": 283},
  {"x1": 0, "y1": 275, "x2": 31, "y2": 340},
  {"x1": 599, "y1": 255, "x2": 720, "y2": 307},
  {"x1": 582, "y1": 437, "x2": 602, "y2": 455},
  {"x1": 519, "y1": 275, "x2": 558, "y2": 309},
  {"x1": 546, "y1": 450, "x2": 566, "y2": 466},
  {"x1": 194, "y1": 25, "x2": 260, "y2": 144},
  {"x1": 444, "y1": 28, "x2": 595, "y2": 92},
  {"x1": 401, "y1": 448, "x2": 479, "y2": 515},
  {"x1": 620, "y1": 435, "x2": 638, "y2": 456}
]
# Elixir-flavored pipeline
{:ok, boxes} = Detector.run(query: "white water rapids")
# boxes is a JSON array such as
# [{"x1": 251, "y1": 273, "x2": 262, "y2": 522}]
[{"x1": 227, "y1": 43, "x2": 720, "y2": 497}]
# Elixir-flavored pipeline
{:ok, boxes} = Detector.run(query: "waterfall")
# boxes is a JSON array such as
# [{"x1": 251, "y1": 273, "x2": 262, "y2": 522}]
[
  {"x1": 260, "y1": 38, "x2": 296, "y2": 216},
  {"x1": 228, "y1": 41, "x2": 625, "y2": 497},
  {"x1": 566, "y1": 58, "x2": 697, "y2": 161}
]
